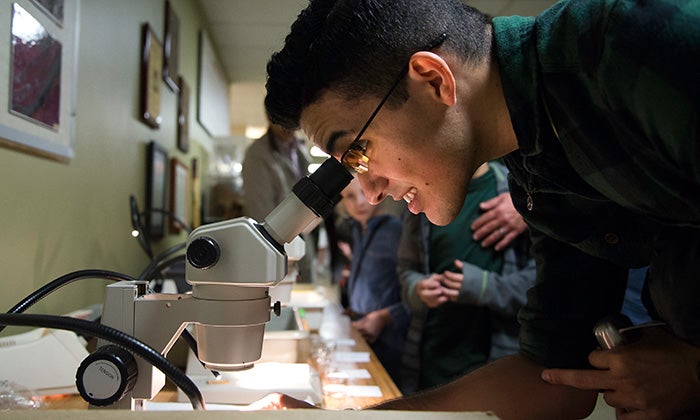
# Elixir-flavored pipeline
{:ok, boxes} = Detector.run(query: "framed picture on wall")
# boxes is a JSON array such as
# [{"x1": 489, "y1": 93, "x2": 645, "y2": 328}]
[
  {"x1": 140, "y1": 23, "x2": 162, "y2": 129},
  {"x1": 169, "y1": 157, "x2": 190, "y2": 233},
  {"x1": 162, "y1": 0, "x2": 180, "y2": 92},
  {"x1": 0, "y1": 0, "x2": 79, "y2": 162},
  {"x1": 146, "y1": 141, "x2": 168, "y2": 238},
  {"x1": 31, "y1": 0, "x2": 64, "y2": 26}
]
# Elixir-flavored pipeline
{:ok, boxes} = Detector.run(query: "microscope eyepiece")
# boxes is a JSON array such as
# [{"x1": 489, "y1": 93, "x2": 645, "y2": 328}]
[{"x1": 293, "y1": 158, "x2": 352, "y2": 219}]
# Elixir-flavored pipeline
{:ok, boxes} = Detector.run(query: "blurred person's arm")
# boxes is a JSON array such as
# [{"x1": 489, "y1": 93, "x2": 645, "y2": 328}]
[
  {"x1": 397, "y1": 213, "x2": 432, "y2": 312},
  {"x1": 442, "y1": 242, "x2": 535, "y2": 316},
  {"x1": 352, "y1": 308, "x2": 391, "y2": 343}
]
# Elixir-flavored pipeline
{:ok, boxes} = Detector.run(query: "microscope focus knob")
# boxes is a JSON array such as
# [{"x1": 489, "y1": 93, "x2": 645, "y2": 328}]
[
  {"x1": 75, "y1": 345, "x2": 138, "y2": 406},
  {"x1": 187, "y1": 236, "x2": 221, "y2": 269}
]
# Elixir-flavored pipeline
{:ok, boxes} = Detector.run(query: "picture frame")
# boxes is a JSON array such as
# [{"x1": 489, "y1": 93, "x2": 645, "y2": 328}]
[
  {"x1": 177, "y1": 76, "x2": 190, "y2": 153},
  {"x1": 0, "y1": 0, "x2": 79, "y2": 163},
  {"x1": 146, "y1": 141, "x2": 168, "y2": 238},
  {"x1": 31, "y1": 0, "x2": 64, "y2": 26},
  {"x1": 170, "y1": 157, "x2": 190, "y2": 233},
  {"x1": 140, "y1": 23, "x2": 163, "y2": 129},
  {"x1": 162, "y1": 0, "x2": 180, "y2": 92}
]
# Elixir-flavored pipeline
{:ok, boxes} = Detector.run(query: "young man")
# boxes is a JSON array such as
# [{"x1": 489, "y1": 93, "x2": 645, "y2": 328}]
[{"x1": 262, "y1": 0, "x2": 700, "y2": 418}]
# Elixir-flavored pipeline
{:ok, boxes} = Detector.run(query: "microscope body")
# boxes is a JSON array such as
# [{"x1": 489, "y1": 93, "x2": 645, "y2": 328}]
[
  {"x1": 78, "y1": 157, "x2": 352, "y2": 409},
  {"x1": 86, "y1": 217, "x2": 290, "y2": 409}
]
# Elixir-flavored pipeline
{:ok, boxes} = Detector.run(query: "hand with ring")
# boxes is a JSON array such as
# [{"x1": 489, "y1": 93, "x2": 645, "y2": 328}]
[{"x1": 472, "y1": 192, "x2": 528, "y2": 251}]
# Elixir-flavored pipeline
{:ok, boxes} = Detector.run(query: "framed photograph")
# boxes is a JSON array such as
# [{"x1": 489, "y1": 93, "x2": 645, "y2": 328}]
[
  {"x1": 177, "y1": 76, "x2": 189, "y2": 153},
  {"x1": 0, "y1": 0, "x2": 79, "y2": 162},
  {"x1": 162, "y1": 0, "x2": 180, "y2": 92},
  {"x1": 146, "y1": 141, "x2": 168, "y2": 238},
  {"x1": 140, "y1": 23, "x2": 162, "y2": 129},
  {"x1": 31, "y1": 0, "x2": 64, "y2": 26},
  {"x1": 170, "y1": 158, "x2": 190, "y2": 233}
]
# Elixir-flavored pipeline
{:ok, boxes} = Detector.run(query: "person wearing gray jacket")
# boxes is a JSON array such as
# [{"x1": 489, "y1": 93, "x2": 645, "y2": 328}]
[
  {"x1": 241, "y1": 122, "x2": 317, "y2": 283},
  {"x1": 398, "y1": 161, "x2": 535, "y2": 394}
]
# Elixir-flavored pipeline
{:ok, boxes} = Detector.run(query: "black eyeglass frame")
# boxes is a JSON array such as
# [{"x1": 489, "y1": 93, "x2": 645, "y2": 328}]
[{"x1": 340, "y1": 32, "x2": 448, "y2": 174}]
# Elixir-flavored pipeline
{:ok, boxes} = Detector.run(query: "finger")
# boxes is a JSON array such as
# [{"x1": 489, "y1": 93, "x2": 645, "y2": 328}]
[
  {"x1": 478, "y1": 193, "x2": 505, "y2": 211},
  {"x1": 479, "y1": 227, "x2": 504, "y2": 248},
  {"x1": 471, "y1": 213, "x2": 497, "y2": 236},
  {"x1": 587, "y1": 349, "x2": 613, "y2": 369},
  {"x1": 541, "y1": 368, "x2": 612, "y2": 390},
  {"x1": 441, "y1": 287, "x2": 459, "y2": 298},
  {"x1": 419, "y1": 285, "x2": 444, "y2": 296},
  {"x1": 442, "y1": 270, "x2": 462, "y2": 281},
  {"x1": 417, "y1": 280, "x2": 440, "y2": 292},
  {"x1": 441, "y1": 278, "x2": 461, "y2": 291},
  {"x1": 494, "y1": 231, "x2": 518, "y2": 251}
]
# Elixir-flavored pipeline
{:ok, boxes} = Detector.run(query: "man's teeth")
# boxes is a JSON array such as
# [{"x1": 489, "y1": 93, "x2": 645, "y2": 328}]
[{"x1": 403, "y1": 188, "x2": 417, "y2": 203}]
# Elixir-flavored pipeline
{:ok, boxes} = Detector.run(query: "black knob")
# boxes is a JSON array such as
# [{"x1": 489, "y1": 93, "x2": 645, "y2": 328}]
[
  {"x1": 272, "y1": 300, "x2": 282, "y2": 316},
  {"x1": 75, "y1": 345, "x2": 138, "y2": 406},
  {"x1": 187, "y1": 236, "x2": 220, "y2": 269}
]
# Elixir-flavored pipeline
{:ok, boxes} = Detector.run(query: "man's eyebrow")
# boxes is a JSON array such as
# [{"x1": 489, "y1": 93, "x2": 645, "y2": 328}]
[{"x1": 325, "y1": 130, "x2": 348, "y2": 155}]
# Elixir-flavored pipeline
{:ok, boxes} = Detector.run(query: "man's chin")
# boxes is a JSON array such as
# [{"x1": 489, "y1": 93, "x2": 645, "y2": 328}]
[{"x1": 423, "y1": 208, "x2": 457, "y2": 226}]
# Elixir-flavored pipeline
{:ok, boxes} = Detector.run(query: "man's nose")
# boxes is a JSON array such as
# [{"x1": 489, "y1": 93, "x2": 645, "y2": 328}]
[{"x1": 358, "y1": 174, "x2": 387, "y2": 205}]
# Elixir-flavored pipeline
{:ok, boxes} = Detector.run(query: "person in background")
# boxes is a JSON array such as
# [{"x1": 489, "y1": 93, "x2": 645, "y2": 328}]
[
  {"x1": 260, "y1": 0, "x2": 700, "y2": 417},
  {"x1": 398, "y1": 161, "x2": 535, "y2": 394},
  {"x1": 340, "y1": 176, "x2": 411, "y2": 386},
  {"x1": 241, "y1": 119, "x2": 317, "y2": 284}
]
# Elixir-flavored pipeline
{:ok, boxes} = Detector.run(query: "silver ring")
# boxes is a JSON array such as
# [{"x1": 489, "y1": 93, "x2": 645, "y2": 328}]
[{"x1": 498, "y1": 227, "x2": 505, "y2": 236}]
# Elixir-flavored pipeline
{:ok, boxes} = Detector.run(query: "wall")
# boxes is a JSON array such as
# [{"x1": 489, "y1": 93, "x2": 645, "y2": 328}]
[{"x1": 0, "y1": 0, "x2": 221, "y2": 329}]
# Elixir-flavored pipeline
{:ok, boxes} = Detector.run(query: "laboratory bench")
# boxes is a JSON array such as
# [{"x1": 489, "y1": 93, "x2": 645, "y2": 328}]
[
  {"x1": 8, "y1": 284, "x2": 438, "y2": 417},
  {"x1": 1, "y1": 282, "x2": 613, "y2": 419},
  {"x1": 37, "y1": 309, "x2": 401, "y2": 411}
]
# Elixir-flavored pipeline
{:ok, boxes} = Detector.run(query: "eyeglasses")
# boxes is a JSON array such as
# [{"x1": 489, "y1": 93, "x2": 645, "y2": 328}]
[{"x1": 340, "y1": 33, "x2": 448, "y2": 174}]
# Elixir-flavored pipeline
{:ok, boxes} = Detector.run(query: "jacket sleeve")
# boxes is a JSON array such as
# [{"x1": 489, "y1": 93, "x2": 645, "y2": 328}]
[
  {"x1": 456, "y1": 242, "x2": 536, "y2": 317},
  {"x1": 397, "y1": 213, "x2": 429, "y2": 313},
  {"x1": 519, "y1": 225, "x2": 628, "y2": 369}
]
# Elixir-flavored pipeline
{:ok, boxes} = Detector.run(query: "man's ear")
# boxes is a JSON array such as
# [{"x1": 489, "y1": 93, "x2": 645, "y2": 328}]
[{"x1": 407, "y1": 52, "x2": 457, "y2": 106}]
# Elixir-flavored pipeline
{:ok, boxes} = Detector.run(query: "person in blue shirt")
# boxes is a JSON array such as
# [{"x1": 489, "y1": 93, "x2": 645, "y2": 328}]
[{"x1": 340, "y1": 176, "x2": 411, "y2": 387}]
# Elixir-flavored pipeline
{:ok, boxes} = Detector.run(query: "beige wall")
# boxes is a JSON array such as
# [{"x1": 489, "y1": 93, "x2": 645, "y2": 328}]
[{"x1": 0, "y1": 0, "x2": 220, "y2": 328}]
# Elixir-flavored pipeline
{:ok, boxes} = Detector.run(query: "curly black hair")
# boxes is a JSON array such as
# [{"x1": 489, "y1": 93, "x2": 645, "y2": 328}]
[{"x1": 265, "y1": 0, "x2": 491, "y2": 129}]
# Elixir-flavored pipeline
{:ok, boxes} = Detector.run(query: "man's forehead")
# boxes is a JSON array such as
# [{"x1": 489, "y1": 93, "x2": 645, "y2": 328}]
[{"x1": 300, "y1": 93, "x2": 357, "y2": 154}]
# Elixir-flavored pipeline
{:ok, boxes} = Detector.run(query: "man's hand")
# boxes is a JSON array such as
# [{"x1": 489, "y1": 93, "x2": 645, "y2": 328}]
[
  {"x1": 352, "y1": 308, "x2": 390, "y2": 343},
  {"x1": 471, "y1": 192, "x2": 527, "y2": 251},
  {"x1": 416, "y1": 274, "x2": 448, "y2": 308},
  {"x1": 440, "y1": 259, "x2": 465, "y2": 302},
  {"x1": 337, "y1": 240, "x2": 352, "y2": 260},
  {"x1": 243, "y1": 392, "x2": 317, "y2": 410},
  {"x1": 541, "y1": 327, "x2": 700, "y2": 419}
]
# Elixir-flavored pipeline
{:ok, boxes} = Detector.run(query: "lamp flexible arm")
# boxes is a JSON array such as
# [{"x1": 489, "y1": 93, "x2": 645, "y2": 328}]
[{"x1": 0, "y1": 313, "x2": 205, "y2": 410}]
